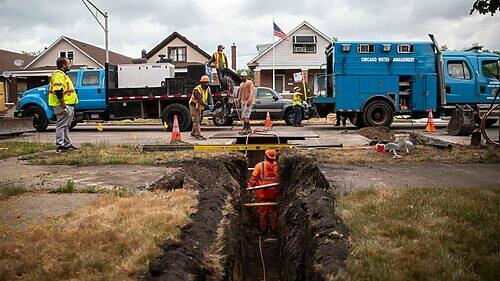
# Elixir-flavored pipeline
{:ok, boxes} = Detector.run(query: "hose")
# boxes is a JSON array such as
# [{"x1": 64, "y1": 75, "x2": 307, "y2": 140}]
[
  {"x1": 480, "y1": 87, "x2": 500, "y2": 146},
  {"x1": 259, "y1": 235, "x2": 266, "y2": 281}
]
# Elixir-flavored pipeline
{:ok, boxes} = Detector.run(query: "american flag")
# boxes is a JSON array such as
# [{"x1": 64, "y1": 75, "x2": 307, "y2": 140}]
[{"x1": 273, "y1": 22, "x2": 288, "y2": 40}]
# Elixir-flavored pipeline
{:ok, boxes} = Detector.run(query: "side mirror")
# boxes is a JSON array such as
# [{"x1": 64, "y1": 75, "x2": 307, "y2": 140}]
[{"x1": 273, "y1": 96, "x2": 279, "y2": 101}]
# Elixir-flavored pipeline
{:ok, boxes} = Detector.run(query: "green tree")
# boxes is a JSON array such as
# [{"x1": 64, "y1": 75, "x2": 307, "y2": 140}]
[
  {"x1": 236, "y1": 68, "x2": 254, "y2": 81},
  {"x1": 470, "y1": 0, "x2": 500, "y2": 15}
]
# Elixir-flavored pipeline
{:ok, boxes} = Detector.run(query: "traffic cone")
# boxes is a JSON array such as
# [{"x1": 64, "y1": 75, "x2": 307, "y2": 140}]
[
  {"x1": 425, "y1": 109, "x2": 437, "y2": 132},
  {"x1": 265, "y1": 111, "x2": 273, "y2": 129},
  {"x1": 170, "y1": 115, "x2": 182, "y2": 143}
]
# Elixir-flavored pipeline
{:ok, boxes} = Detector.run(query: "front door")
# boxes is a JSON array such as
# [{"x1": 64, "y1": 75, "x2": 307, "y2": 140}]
[
  {"x1": 477, "y1": 58, "x2": 500, "y2": 104},
  {"x1": 274, "y1": 75, "x2": 285, "y2": 93},
  {"x1": 444, "y1": 57, "x2": 477, "y2": 104},
  {"x1": 75, "y1": 71, "x2": 106, "y2": 110}
]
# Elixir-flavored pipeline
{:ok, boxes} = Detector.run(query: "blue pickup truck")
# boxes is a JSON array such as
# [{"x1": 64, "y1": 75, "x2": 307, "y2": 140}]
[
  {"x1": 15, "y1": 64, "x2": 238, "y2": 131},
  {"x1": 313, "y1": 34, "x2": 500, "y2": 127}
]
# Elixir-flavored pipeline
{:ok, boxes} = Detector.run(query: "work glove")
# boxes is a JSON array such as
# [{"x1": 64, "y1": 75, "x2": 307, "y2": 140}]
[
  {"x1": 59, "y1": 107, "x2": 69, "y2": 115},
  {"x1": 208, "y1": 105, "x2": 214, "y2": 111}
]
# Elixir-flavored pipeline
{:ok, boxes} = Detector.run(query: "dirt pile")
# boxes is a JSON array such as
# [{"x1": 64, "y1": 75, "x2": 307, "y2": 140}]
[
  {"x1": 345, "y1": 127, "x2": 395, "y2": 142},
  {"x1": 278, "y1": 151, "x2": 350, "y2": 280}
]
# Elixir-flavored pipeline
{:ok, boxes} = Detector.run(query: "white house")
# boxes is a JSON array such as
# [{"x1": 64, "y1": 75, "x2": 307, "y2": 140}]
[{"x1": 248, "y1": 21, "x2": 335, "y2": 94}]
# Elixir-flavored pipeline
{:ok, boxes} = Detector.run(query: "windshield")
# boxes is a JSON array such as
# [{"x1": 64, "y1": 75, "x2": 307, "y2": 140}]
[
  {"x1": 67, "y1": 72, "x2": 78, "y2": 85},
  {"x1": 482, "y1": 60, "x2": 500, "y2": 79}
]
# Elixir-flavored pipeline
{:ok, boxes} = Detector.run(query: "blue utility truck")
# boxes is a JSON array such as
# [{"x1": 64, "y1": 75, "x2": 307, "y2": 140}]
[
  {"x1": 14, "y1": 63, "x2": 240, "y2": 132},
  {"x1": 313, "y1": 34, "x2": 500, "y2": 128}
]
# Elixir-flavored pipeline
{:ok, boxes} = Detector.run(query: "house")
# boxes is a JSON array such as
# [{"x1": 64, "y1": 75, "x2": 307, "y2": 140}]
[
  {"x1": 0, "y1": 49, "x2": 34, "y2": 105},
  {"x1": 248, "y1": 21, "x2": 335, "y2": 94},
  {"x1": 144, "y1": 31, "x2": 212, "y2": 76},
  {"x1": 8, "y1": 36, "x2": 131, "y2": 103}
]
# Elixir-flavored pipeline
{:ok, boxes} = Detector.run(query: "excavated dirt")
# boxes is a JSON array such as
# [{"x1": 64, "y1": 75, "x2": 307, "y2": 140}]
[
  {"x1": 344, "y1": 127, "x2": 395, "y2": 142},
  {"x1": 146, "y1": 152, "x2": 349, "y2": 280}
]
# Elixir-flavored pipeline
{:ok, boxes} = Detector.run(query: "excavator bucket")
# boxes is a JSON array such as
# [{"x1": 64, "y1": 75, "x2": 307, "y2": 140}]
[{"x1": 0, "y1": 117, "x2": 35, "y2": 137}]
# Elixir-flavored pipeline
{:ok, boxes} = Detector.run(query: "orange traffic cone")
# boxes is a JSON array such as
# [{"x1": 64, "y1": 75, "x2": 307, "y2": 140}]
[
  {"x1": 425, "y1": 109, "x2": 437, "y2": 132},
  {"x1": 265, "y1": 111, "x2": 273, "y2": 130},
  {"x1": 170, "y1": 115, "x2": 182, "y2": 143}
]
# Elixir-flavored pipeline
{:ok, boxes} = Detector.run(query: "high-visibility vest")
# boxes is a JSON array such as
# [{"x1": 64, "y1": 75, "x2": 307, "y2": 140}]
[
  {"x1": 190, "y1": 85, "x2": 210, "y2": 110},
  {"x1": 251, "y1": 160, "x2": 279, "y2": 200},
  {"x1": 292, "y1": 92, "x2": 302, "y2": 106},
  {"x1": 48, "y1": 70, "x2": 78, "y2": 107},
  {"x1": 213, "y1": 52, "x2": 227, "y2": 69}
]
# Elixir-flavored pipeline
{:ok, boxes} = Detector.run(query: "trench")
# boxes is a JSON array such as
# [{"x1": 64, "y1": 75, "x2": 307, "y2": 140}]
[{"x1": 145, "y1": 151, "x2": 349, "y2": 281}]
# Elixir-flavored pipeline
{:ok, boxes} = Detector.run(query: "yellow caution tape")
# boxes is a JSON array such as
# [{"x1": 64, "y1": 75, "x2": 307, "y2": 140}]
[
  {"x1": 243, "y1": 202, "x2": 278, "y2": 207},
  {"x1": 193, "y1": 144, "x2": 292, "y2": 152}
]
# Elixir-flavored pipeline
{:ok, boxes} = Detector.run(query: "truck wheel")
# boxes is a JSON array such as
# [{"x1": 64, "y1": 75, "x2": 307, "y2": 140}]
[
  {"x1": 25, "y1": 106, "x2": 49, "y2": 132},
  {"x1": 363, "y1": 100, "x2": 393, "y2": 127},
  {"x1": 213, "y1": 115, "x2": 234, "y2": 126},
  {"x1": 161, "y1": 104, "x2": 192, "y2": 132},
  {"x1": 348, "y1": 113, "x2": 365, "y2": 127},
  {"x1": 284, "y1": 108, "x2": 295, "y2": 126}
]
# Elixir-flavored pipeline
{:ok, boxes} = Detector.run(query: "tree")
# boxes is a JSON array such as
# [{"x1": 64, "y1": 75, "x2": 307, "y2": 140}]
[
  {"x1": 236, "y1": 68, "x2": 254, "y2": 81},
  {"x1": 470, "y1": 0, "x2": 500, "y2": 15}
]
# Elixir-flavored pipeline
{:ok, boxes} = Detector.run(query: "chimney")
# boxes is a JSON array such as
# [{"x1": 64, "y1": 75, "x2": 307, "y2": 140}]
[
  {"x1": 231, "y1": 43, "x2": 237, "y2": 70},
  {"x1": 141, "y1": 49, "x2": 147, "y2": 58}
]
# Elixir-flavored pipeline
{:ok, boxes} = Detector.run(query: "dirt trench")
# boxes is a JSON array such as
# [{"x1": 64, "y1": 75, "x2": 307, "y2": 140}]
[{"x1": 145, "y1": 152, "x2": 349, "y2": 281}]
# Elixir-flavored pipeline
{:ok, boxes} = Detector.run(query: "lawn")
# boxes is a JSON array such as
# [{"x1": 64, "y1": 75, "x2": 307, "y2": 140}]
[
  {"x1": 0, "y1": 141, "x2": 54, "y2": 160},
  {"x1": 336, "y1": 187, "x2": 500, "y2": 281},
  {"x1": 0, "y1": 189, "x2": 198, "y2": 280}
]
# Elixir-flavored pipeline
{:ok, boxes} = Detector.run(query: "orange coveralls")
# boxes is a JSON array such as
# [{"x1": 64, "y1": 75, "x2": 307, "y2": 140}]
[{"x1": 249, "y1": 160, "x2": 279, "y2": 233}]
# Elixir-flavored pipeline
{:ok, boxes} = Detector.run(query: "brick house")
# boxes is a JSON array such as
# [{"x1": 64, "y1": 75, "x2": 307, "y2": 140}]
[
  {"x1": 0, "y1": 49, "x2": 34, "y2": 106},
  {"x1": 248, "y1": 21, "x2": 335, "y2": 94}
]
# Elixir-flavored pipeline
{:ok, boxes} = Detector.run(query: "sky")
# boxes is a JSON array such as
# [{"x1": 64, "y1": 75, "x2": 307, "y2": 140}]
[{"x1": 0, "y1": 0, "x2": 498, "y2": 68}]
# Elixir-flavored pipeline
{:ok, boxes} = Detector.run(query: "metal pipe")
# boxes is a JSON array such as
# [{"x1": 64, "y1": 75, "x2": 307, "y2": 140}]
[
  {"x1": 246, "y1": 182, "x2": 279, "y2": 191},
  {"x1": 243, "y1": 202, "x2": 277, "y2": 207}
]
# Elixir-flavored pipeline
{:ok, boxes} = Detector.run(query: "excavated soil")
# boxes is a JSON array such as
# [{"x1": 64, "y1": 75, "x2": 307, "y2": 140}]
[{"x1": 146, "y1": 152, "x2": 349, "y2": 280}]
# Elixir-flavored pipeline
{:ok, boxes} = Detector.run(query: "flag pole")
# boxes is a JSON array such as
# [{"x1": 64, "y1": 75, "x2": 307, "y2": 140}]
[{"x1": 272, "y1": 18, "x2": 276, "y2": 91}]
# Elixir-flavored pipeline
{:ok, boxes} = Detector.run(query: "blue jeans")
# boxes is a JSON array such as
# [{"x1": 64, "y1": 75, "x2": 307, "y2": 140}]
[
  {"x1": 293, "y1": 105, "x2": 303, "y2": 125},
  {"x1": 217, "y1": 69, "x2": 225, "y2": 88}
]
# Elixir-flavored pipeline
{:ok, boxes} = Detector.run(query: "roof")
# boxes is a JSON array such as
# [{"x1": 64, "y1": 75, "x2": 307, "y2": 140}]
[
  {"x1": 248, "y1": 21, "x2": 334, "y2": 66},
  {"x1": 25, "y1": 36, "x2": 132, "y2": 69},
  {"x1": 145, "y1": 31, "x2": 211, "y2": 60},
  {"x1": 0, "y1": 49, "x2": 35, "y2": 73}
]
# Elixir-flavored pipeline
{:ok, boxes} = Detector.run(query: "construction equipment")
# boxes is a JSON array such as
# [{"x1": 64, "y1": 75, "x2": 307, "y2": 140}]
[
  {"x1": 246, "y1": 182, "x2": 279, "y2": 191},
  {"x1": 243, "y1": 202, "x2": 278, "y2": 207},
  {"x1": 0, "y1": 82, "x2": 35, "y2": 137},
  {"x1": 447, "y1": 105, "x2": 475, "y2": 136}
]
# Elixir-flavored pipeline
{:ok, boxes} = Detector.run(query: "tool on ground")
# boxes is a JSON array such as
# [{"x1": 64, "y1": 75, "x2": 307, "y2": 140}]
[
  {"x1": 258, "y1": 236, "x2": 267, "y2": 281},
  {"x1": 243, "y1": 202, "x2": 278, "y2": 207},
  {"x1": 97, "y1": 122, "x2": 104, "y2": 132},
  {"x1": 265, "y1": 111, "x2": 273, "y2": 130},
  {"x1": 383, "y1": 143, "x2": 402, "y2": 159},
  {"x1": 170, "y1": 115, "x2": 182, "y2": 143},
  {"x1": 246, "y1": 182, "x2": 279, "y2": 191},
  {"x1": 425, "y1": 109, "x2": 436, "y2": 133}
]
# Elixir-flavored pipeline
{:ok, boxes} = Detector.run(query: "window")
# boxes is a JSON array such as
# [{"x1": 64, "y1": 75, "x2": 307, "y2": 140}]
[
  {"x1": 447, "y1": 61, "x2": 471, "y2": 80},
  {"x1": 59, "y1": 50, "x2": 75, "y2": 63},
  {"x1": 397, "y1": 44, "x2": 415, "y2": 54},
  {"x1": 82, "y1": 72, "x2": 100, "y2": 86},
  {"x1": 67, "y1": 72, "x2": 78, "y2": 85},
  {"x1": 168, "y1": 47, "x2": 187, "y2": 62},
  {"x1": 257, "y1": 88, "x2": 276, "y2": 99},
  {"x1": 357, "y1": 44, "x2": 375, "y2": 53},
  {"x1": 482, "y1": 60, "x2": 499, "y2": 79},
  {"x1": 293, "y1": 36, "x2": 317, "y2": 53}
]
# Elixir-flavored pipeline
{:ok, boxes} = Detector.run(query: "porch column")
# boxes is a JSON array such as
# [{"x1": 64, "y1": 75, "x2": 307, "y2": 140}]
[{"x1": 254, "y1": 70, "x2": 261, "y2": 86}]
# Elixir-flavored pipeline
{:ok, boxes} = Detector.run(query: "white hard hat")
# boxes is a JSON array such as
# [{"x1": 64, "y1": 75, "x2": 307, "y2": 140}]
[
  {"x1": 240, "y1": 71, "x2": 248, "y2": 77},
  {"x1": 293, "y1": 86, "x2": 301, "y2": 92}
]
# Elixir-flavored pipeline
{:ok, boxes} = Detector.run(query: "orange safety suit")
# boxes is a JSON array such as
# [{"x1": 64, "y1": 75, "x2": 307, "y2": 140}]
[{"x1": 249, "y1": 160, "x2": 279, "y2": 233}]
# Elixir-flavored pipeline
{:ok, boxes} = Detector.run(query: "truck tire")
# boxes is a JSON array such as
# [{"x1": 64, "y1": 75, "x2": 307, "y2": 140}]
[
  {"x1": 363, "y1": 100, "x2": 394, "y2": 127},
  {"x1": 213, "y1": 115, "x2": 234, "y2": 126},
  {"x1": 348, "y1": 113, "x2": 365, "y2": 127},
  {"x1": 25, "y1": 106, "x2": 49, "y2": 132},
  {"x1": 161, "y1": 104, "x2": 192, "y2": 132},
  {"x1": 284, "y1": 108, "x2": 295, "y2": 126}
]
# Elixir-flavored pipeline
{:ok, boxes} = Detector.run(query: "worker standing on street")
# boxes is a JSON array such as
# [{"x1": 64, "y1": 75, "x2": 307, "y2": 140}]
[
  {"x1": 189, "y1": 75, "x2": 213, "y2": 140},
  {"x1": 237, "y1": 72, "x2": 255, "y2": 135},
  {"x1": 207, "y1": 45, "x2": 228, "y2": 90},
  {"x1": 49, "y1": 57, "x2": 79, "y2": 153},
  {"x1": 335, "y1": 112, "x2": 346, "y2": 126},
  {"x1": 248, "y1": 150, "x2": 280, "y2": 234},
  {"x1": 292, "y1": 86, "x2": 304, "y2": 127}
]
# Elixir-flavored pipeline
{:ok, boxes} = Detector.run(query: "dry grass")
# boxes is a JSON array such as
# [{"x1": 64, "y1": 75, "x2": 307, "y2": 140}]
[
  {"x1": 0, "y1": 189, "x2": 198, "y2": 280},
  {"x1": 0, "y1": 141, "x2": 54, "y2": 160},
  {"x1": 0, "y1": 183, "x2": 29, "y2": 200},
  {"x1": 336, "y1": 187, "x2": 500, "y2": 281},
  {"x1": 302, "y1": 145, "x2": 500, "y2": 164},
  {"x1": 27, "y1": 142, "x2": 230, "y2": 165}
]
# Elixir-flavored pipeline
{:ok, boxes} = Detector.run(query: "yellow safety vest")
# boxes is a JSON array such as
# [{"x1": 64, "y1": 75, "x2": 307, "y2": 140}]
[
  {"x1": 213, "y1": 52, "x2": 227, "y2": 69},
  {"x1": 190, "y1": 85, "x2": 210, "y2": 110},
  {"x1": 48, "y1": 70, "x2": 78, "y2": 107},
  {"x1": 292, "y1": 92, "x2": 302, "y2": 106}
]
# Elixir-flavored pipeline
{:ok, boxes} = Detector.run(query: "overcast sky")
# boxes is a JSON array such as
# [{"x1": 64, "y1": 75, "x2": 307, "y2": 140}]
[{"x1": 0, "y1": 0, "x2": 498, "y2": 67}]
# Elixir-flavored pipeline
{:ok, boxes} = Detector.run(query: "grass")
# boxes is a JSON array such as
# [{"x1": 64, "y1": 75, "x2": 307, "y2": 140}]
[
  {"x1": 0, "y1": 183, "x2": 29, "y2": 200},
  {"x1": 48, "y1": 180, "x2": 75, "y2": 194},
  {"x1": 336, "y1": 187, "x2": 500, "y2": 281},
  {"x1": 0, "y1": 189, "x2": 198, "y2": 280},
  {"x1": 27, "y1": 142, "x2": 230, "y2": 165},
  {"x1": 0, "y1": 141, "x2": 54, "y2": 160},
  {"x1": 302, "y1": 145, "x2": 500, "y2": 164}
]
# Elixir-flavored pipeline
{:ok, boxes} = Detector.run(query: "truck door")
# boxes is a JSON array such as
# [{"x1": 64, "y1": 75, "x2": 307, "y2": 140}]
[
  {"x1": 254, "y1": 87, "x2": 281, "y2": 119},
  {"x1": 444, "y1": 57, "x2": 477, "y2": 104},
  {"x1": 477, "y1": 58, "x2": 500, "y2": 104},
  {"x1": 75, "y1": 71, "x2": 106, "y2": 110}
]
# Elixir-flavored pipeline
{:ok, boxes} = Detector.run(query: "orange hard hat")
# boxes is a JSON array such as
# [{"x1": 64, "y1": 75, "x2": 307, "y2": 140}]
[
  {"x1": 265, "y1": 149, "x2": 276, "y2": 160},
  {"x1": 200, "y1": 75, "x2": 210, "y2": 83}
]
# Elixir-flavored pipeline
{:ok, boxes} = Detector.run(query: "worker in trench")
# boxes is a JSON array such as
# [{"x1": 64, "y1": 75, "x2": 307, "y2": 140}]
[
  {"x1": 248, "y1": 150, "x2": 280, "y2": 235},
  {"x1": 237, "y1": 71, "x2": 255, "y2": 135},
  {"x1": 189, "y1": 75, "x2": 213, "y2": 140},
  {"x1": 207, "y1": 45, "x2": 228, "y2": 90}
]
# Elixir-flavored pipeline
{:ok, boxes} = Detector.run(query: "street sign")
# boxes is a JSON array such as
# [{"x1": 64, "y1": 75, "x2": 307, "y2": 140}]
[{"x1": 293, "y1": 72, "x2": 303, "y2": 83}]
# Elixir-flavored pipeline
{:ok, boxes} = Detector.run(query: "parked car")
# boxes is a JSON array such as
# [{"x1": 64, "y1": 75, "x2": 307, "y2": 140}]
[{"x1": 212, "y1": 86, "x2": 312, "y2": 126}]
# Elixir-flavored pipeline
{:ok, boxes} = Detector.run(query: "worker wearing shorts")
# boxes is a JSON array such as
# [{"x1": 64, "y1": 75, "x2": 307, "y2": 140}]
[{"x1": 238, "y1": 72, "x2": 255, "y2": 135}]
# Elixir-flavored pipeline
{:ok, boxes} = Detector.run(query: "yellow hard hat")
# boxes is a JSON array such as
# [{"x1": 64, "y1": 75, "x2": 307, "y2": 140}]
[{"x1": 200, "y1": 75, "x2": 210, "y2": 83}]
